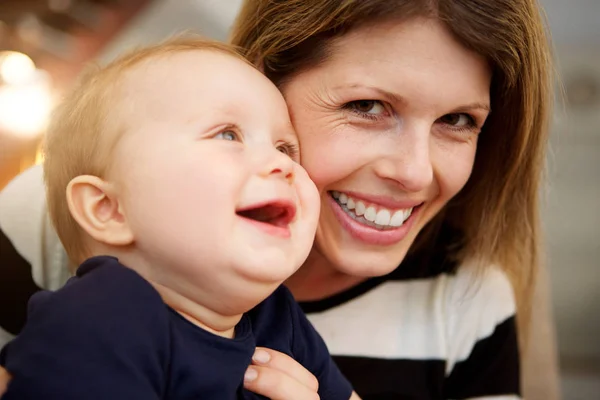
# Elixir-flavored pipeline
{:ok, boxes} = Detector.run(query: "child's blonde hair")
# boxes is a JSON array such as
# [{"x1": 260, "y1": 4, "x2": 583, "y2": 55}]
[{"x1": 44, "y1": 35, "x2": 248, "y2": 265}]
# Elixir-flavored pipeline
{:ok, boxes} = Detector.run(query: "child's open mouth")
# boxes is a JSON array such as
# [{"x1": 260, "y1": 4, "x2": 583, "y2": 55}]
[{"x1": 236, "y1": 200, "x2": 296, "y2": 237}]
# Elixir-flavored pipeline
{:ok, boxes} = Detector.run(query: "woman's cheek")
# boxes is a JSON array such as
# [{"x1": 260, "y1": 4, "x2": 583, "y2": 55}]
[
  {"x1": 432, "y1": 143, "x2": 477, "y2": 199},
  {"x1": 299, "y1": 137, "x2": 349, "y2": 193},
  {"x1": 299, "y1": 123, "x2": 373, "y2": 191}
]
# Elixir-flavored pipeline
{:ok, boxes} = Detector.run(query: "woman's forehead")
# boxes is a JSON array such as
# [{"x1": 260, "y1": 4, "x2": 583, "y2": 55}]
[
  {"x1": 328, "y1": 18, "x2": 481, "y2": 67},
  {"x1": 301, "y1": 18, "x2": 491, "y2": 108}
]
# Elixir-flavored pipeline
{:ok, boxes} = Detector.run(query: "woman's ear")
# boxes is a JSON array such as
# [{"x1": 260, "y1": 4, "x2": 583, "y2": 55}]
[{"x1": 66, "y1": 175, "x2": 134, "y2": 246}]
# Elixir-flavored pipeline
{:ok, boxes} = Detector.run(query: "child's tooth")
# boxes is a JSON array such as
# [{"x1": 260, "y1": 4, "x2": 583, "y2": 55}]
[
  {"x1": 375, "y1": 209, "x2": 391, "y2": 225},
  {"x1": 390, "y1": 210, "x2": 405, "y2": 227},
  {"x1": 339, "y1": 193, "x2": 348, "y2": 204},
  {"x1": 355, "y1": 201, "x2": 366, "y2": 216},
  {"x1": 346, "y1": 197, "x2": 355, "y2": 210},
  {"x1": 364, "y1": 206, "x2": 377, "y2": 222},
  {"x1": 332, "y1": 191, "x2": 340, "y2": 199}
]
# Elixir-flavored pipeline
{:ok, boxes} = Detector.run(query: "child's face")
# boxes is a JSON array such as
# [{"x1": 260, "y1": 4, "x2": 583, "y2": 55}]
[{"x1": 110, "y1": 51, "x2": 320, "y2": 309}]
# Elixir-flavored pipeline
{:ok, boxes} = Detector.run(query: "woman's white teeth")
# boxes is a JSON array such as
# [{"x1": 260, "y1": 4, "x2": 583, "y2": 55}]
[
  {"x1": 355, "y1": 201, "x2": 365, "y2": 216},
  {"x1": 375, "y1": 209, "x2": 391, "y2": 225},
  {"x1": 346, "y1": 197, "x2": 355, "y2": 210},
  {"x1": 390, "y1": 210, "x2": 406, "y2": 227},
  {"x1": 331, "y1": 191, "x2": 414, "y2": 229},
  {"x1": 364, "y1": 206, "x2": 377, "y2": 222}
]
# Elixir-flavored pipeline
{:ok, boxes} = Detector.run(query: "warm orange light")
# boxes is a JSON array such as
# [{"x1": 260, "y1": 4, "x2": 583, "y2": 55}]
[{"x1": 35, "y1": 146, "x2": 45, "y2": 165}]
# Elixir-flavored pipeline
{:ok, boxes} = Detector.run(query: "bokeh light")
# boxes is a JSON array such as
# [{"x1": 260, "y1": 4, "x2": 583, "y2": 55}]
[
  {"x1": 0, "y1": 51, "x2": 37, "y2": 85},
  {"x1": 0, "y1": 70, "x2": 53, "y2": 138}
]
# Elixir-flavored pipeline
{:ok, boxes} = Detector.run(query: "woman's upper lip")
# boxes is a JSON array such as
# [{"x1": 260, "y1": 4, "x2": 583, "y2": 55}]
[{"x1": 332, "y1": 190, "x2": 424, "y2": 210}]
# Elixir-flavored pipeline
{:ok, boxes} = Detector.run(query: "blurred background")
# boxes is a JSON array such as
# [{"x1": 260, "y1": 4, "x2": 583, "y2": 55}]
[{"x1": 0, "y1": 0, "x2": 598, "y2": 398}]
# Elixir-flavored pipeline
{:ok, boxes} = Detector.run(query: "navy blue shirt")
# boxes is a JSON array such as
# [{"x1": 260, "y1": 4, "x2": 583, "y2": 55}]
[{"x1": 0, "y1": 256, "x2": 352, "y2": 399}]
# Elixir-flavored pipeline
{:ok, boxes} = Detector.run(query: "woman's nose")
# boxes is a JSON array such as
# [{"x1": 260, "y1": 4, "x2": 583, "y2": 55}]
[{"x1": 372, "y1": 128, "x2": 433, "y2": 192}]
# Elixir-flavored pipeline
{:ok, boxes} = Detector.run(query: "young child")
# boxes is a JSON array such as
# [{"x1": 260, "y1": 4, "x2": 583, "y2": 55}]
[{"x1": 0, "y1": 37, "x2": 355, "y2": 399}]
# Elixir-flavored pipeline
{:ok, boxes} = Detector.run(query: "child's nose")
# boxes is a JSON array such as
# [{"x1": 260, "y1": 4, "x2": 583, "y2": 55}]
[{"x1": 261, "y1": 149, "x2": 295, "y2": 184}]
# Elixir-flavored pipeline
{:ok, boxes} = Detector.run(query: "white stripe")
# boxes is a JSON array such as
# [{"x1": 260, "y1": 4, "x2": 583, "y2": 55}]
[
  {"x1": 307, "y1": 276, "x2": 449, "y2": 360},
  {"x1": 0, "y1": 326, "x2": 14, "y2": 349},
  {"x1": 306, "y1": 266, "x2": 516, "y2": 366},
  {"x1": 445, "y1": 265, "x2": 517, "y2": 374},
  {"x1": 0, "y1": 165, "x2": 70, "y2": 290},
  {"x1": 0, "y1": 165, "x2": 45, "y2": 286}
]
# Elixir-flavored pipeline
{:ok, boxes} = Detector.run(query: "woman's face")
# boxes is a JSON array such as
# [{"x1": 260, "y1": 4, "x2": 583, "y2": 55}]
[{"x1": 282, "y1": 18, "x2": 492, "y2": 277}]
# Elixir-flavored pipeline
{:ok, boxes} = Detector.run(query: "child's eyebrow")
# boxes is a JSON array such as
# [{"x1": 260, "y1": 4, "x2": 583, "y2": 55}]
[{"x1": 185, "y1": 105, "x2": 238, "y2": 126}]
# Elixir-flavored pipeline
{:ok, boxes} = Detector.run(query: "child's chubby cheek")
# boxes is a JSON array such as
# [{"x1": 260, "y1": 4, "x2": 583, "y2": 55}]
[{"x1": 293, "y1": 164, "x2": 320, "y2": 231}]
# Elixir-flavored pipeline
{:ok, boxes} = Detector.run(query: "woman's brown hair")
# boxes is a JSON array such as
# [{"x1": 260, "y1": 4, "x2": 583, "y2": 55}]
[{"x1": 230, "y1": 0, "x2": 553, "y2": 344}]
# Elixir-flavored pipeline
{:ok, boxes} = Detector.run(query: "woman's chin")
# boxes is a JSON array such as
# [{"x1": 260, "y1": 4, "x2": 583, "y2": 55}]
[
  {"x1": 310, "y1": 199, "x2": 420, "y2": 278},
  {"x1": 316, "y1": 241, "x2": 410, "y2": 278}
]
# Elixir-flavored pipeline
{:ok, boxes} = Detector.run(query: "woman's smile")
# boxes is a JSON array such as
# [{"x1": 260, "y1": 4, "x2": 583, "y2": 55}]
[{"x1": 327, "y1": 190, "x2": 423, "y2": 245}]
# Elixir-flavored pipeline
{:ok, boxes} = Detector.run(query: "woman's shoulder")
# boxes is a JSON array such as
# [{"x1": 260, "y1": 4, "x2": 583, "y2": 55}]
[
  {"x1": 0, "y1": 165, "x2": 70, "y2": 342},
  {"x1": 445, "y1": 262, "x2": 516, "y2": 327}
]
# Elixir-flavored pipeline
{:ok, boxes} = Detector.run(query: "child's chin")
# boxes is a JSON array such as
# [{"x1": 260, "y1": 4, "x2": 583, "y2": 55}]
[{"x1": 237, "y1": 261, "x2": 296, "y2": 285}]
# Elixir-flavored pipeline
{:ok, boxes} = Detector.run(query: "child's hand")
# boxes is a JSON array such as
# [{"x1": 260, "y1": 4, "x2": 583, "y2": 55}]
[
  {"x1": 244, "y1": 347, "x2": 319, "y2": 400},
  {"x1": 0, "y1": 366, "x2": 10, "y2": 395}
]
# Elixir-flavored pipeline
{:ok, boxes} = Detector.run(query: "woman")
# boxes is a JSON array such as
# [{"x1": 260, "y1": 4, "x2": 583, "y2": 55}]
[
  {"x1": 229, "y1": 0, "x2": 552, "y2": 398},
  {"x1": 0, "y1": 0, "x2": 553, "y2": 398}
]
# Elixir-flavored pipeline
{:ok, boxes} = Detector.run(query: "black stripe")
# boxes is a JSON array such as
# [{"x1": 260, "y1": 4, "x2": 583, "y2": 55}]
[
  {"x1": 0, "y1": 227, "x2": 42, "y2": 335},
  {"x1": 444, "y1": 316, "x2": 520, "y2": 398},
  {"x1": 332, "y1": 355, "x2": 446, "y2": 400}
]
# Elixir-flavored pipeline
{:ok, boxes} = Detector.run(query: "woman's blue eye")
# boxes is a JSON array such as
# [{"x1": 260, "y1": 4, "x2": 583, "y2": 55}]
[{"x1": 215, "y1": 130, "x2": 238, "y2": 141}]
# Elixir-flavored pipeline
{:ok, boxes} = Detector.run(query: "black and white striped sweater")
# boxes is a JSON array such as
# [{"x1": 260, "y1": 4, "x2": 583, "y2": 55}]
[{"x1": 300, "y1": 257, "x2": 520, "y2": 399}]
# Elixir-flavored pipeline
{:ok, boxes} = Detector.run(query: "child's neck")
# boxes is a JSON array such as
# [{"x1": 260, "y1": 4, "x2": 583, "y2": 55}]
[
  {"x1": 151, "y1": 280, "x2": 240, "y2": 339},
  {"x1": 90, "y1": 247, "x2": 274, "y2": 339},
  {"x1": 95, "y1": 248, "x2": 243, "y2": 339}
]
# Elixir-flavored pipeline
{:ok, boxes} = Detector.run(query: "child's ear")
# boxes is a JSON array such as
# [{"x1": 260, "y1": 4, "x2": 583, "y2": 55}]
[{"x1": 66, "y1": 175, "x2": 134, "y2": 246}]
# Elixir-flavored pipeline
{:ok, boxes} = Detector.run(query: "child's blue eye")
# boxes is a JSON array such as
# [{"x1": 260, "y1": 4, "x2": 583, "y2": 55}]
[{"x1": 215, "y1": 130, "x2": 238, "y2": 141}]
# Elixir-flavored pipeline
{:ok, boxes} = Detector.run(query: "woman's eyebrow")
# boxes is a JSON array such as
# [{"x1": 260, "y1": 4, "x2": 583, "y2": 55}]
[
  {"x1": 454, "y1": 102, "x2": 491, "y2": 113},
  {"x1": 332, "y1": 83, "x2": 406, "y2": 105}
]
